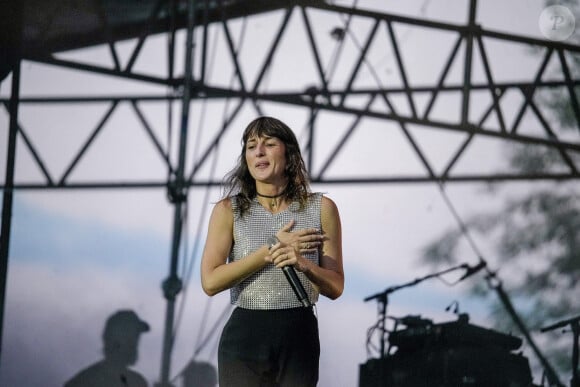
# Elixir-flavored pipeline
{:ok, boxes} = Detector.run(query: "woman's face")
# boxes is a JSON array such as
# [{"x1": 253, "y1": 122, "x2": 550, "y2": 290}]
[{"x1": 245, "y1": 134, "x2": 287, "y2": 184}]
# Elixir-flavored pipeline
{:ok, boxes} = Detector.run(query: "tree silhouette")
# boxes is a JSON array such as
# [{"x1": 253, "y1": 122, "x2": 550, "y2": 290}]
[{"x1": 420, "y1": 1, "x2": 580, "y2": 382}]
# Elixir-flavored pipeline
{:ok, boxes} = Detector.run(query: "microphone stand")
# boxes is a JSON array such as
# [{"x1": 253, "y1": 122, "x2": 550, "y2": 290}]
[
  {"x1": 363, "y1": 263, "x2": 468, "y2": 359},
  {"x1": 541, "y1": 314, "x2": 580, "y2": 387},
  {"x1": 485, "y1": 271, "x2": 565, "y2": 387}
]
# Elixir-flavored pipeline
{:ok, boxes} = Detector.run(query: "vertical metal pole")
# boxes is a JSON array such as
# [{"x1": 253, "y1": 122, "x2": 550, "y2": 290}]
[
  {"x1": 200, "y1": 0, "x2": 209, "y2": 84},
  {"x1": 378, "y1": 295, "x2": 387, "y2": 359},
  {"x1": 157, "y1": 1, "x2": 196, "y2": 386},
  {"x1": 493, "y1": 283, "x2": 564, "y2": 386},
  {"x1": 0, "y1": 59, "x2": 20, "y2": 364},
  {"x1": 461, "y1": 0, "x2": 477, "y2": 125},
  {"x1": 0, "y1": 0, "x2": 22, "y2": 362},
  {"x1": 572, "y1": 321, "x2": 579, "y2": 387}
]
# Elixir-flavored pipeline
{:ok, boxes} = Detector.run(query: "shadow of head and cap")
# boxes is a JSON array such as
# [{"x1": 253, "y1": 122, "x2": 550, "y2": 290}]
[
  {"x1": 104, "y1": 310, "x2": 150, "y2": 339},
  {"x1": 103, "y1": 309, "x2": 150, "y2": 366},
  {"x1": 64, "y1": 309, "x2": 151, "y2": 387}
]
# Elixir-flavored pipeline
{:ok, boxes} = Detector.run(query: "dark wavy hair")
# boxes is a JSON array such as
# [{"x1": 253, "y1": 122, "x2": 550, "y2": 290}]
[{"x1": 222, "y1": 116, "x2": 311, "y2": 215}]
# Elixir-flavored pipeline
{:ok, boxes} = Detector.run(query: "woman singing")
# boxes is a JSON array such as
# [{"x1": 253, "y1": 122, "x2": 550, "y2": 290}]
[{"x1": 201, "y1": 116, "x2": 344, "y2": 386}]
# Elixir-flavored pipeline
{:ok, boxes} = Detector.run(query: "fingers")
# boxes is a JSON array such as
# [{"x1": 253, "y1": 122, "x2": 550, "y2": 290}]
[
  {"x1": 267, "y1": 247, "x2": 298, "y2": 268},
  {"x1": 296, "y1": 227, "x2": 320, "y2": 237},
  {"x1": 297, "y1": 232, "x2": 324, "y2": 251},
  {"x1": 279, "y1": 219, "x2": 295, "y2": 233},
  {"x1": 300, "y1": 240, "x2": 321, "y2": 251}
]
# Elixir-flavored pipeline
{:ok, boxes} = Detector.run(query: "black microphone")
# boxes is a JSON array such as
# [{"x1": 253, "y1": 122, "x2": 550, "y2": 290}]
[
  {"x1": 268, "y1": 236, "x2": 311, "y2": 308},
  {"x1": 458, "y1": 261, "x2": 486, "y2": 282},
  {"x1": 282, "y1": 266, "x2": 312, "y2": 308},
  {"x1": 445, "y1": 300, "x2": 459, "y2": 314},
  {"x1": 540, "y1": 314, "x2": 580, "y2": 333}
]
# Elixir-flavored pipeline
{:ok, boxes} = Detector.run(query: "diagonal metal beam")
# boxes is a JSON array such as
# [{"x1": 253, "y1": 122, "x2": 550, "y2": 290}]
[
  {"x1": 315, "y1": 94, "x2": 377, "y2": 179},
  {"x1": 528, "y1": 99, "x2": 579, "y2": 174},
  {"x1": 187, "y1": 97, "x2": 246, "y2": 183},
  {"x1": 477, "y1": 88, "x2": 506, "y2": 128},
  {"x1": 339, "y1": 19, "x2": 380, "y2": 107},
  {"x1": 301, "y1": 6, "x2": 330, "y2": 95},
  {"x1": 386, "y1": 20, "x2": 417, "y2": 118},
  {"x1": 124, "y1": 0, "x2": 167, "y2": 73},
  {"x1": 1, "y1": 102, "x2": 54, "y2": 185},
  {"x1": 441, "y1": 132, "x2": 475, "y2": 180},
  {"x1": 219, "y1": 5, "x2": 248, "y2": 93},
  {"x1": 59, "y1": 101, "x2": 119, "y2": 185},
  {"x1": 423, "y1": 35, "x2": 463, "y2": 120},
  {"x1": 476, "y1": 35, "x2": 506, "y2": 132},
  {"x1": 557, "y1": 48, "x2": 580, "y2": 132},
  {"x1": 511, "y1": 48, "x2": 554, "y2": 134},
  {"x1": 250, "y1": 8, "x2": 294, "y2": 93},
  {"x1": 93, "y1": 0, "x2": 122, "y2": 71},
  {"x1": 131, "y1": 100, "x2": 176, "y2": 175}
]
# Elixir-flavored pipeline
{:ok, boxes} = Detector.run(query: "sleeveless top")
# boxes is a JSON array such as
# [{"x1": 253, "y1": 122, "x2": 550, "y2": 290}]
[{"x1": 229, "y1": 193, "x2": 322, "y2": 309}]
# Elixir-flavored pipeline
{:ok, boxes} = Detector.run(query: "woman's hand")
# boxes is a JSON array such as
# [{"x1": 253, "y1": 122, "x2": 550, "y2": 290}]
[
  {"x1": 275, "y1": 219, "x2": 324, "y2": 254},
  {"x1": 266, "y1": 242, "x2": 311, "y2": 273}
]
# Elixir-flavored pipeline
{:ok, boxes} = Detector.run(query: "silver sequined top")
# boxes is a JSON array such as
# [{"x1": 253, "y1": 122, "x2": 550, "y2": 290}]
[{"x1": 229, "y1": 193, "x2": 322, "y2": 309}]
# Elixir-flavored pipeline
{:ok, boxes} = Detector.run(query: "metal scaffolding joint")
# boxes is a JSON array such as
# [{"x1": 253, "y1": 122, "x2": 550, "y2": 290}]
[{"x1": 162, "y1": 275, "x2": 183, "y2": 300}]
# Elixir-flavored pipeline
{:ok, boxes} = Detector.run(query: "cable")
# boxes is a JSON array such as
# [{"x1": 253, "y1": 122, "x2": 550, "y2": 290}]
[
  {"x1": 434, "y1": 182, "x2": 563, "y2": 386},
  {"x1": 171, "y1": 20, "x2": 221, "y2": 342},
  {"x1": 325, "y1": 0, "x2": 359, "y2": 85},
  {"x1": 194, "y1": 290, "x2": 213, "y2": 353},
  {"x1": 170, "y1": 14, "x2": 252, "y2": 382},
  {"x1": 166, "y1": 0, "x2": 178, "y2": 190},
  {"x1": 297, "y1": 0, "x2": 359, "y2": 147},
  {"x1": 194, "y1": 303, "x2": 234, "y2": 357},
  {"x1": 436, "y1": 184, "x2": 486, "y2": 262}
]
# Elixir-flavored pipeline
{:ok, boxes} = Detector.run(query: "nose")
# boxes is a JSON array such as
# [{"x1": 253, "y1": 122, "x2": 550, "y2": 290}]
[{"x1": 255, "y1": 143, "x2": 266, "y2": 156}]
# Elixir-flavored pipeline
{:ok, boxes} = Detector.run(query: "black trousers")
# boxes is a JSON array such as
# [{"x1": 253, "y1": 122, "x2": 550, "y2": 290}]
[{"x1": 218, "y1": 306, "x2": 320, "y2": 387}]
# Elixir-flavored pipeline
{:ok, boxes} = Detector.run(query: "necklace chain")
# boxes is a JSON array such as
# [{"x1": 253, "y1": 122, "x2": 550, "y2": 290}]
[
  {"x1": 256, "y1": 190, "x2": 285, "y2": 209},
  {"x1": 256, "y1": 191, "x2": 285, "y2": 199},
  {"x1": 256, "y1": 187, "x2": 287, "y2": 210}
]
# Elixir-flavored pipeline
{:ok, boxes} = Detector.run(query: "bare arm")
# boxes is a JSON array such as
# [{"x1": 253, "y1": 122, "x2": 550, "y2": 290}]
[
  {"x1": 269, "y1": 196, "x2": 344, "y2": 299},
  {"x1": 306, "y1": 195, "x2": 344, "y2": 299},
  {"x1": 200, "y1": 199, "x2": 270, "y2": 296}
]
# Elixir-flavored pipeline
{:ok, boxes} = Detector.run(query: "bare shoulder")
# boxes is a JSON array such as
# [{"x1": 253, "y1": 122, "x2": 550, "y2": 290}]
[
  {"x1": 320, "y1": 195, "x2": 341, "y2": 222},
  {"x1": 212, "y1": 197, "x2": 233, "y2": 215},
  {"x1": 321, "y1": 195, "x2": 339, "y2": 212},
  {"x1": 215, "y1": 197, "x2": 232, "y2": 210},
  {"x1": 208, "y1": 197, "x2": 234, "y2": 228}
]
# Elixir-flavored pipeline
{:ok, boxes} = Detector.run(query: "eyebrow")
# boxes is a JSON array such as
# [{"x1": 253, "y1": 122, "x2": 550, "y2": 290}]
[{"x1": 246, "y1": 135, "x2": 276, "y2": 144}]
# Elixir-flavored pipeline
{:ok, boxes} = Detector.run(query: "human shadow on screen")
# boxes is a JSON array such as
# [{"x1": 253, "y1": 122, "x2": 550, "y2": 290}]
[
  {"x1": 181, "y1": 359, "x2": 217, "y2": 387},
  {"x1": 63, "y1": 309, "x2": 150, "y2": 387}
]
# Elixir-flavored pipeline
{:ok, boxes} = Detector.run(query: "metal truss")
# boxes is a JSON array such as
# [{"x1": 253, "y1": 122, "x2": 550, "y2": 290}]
[
  {"x1": 2, "y1": 0, "x2": 580, "y2": 192},
  {"x1": 2, "y1": 1, "x2": 580, "y2": 386}
]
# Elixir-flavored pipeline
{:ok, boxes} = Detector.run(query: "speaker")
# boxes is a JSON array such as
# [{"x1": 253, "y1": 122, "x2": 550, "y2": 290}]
[{"x1": 359, "y1": 346, "x2": 533, "y2": 387}]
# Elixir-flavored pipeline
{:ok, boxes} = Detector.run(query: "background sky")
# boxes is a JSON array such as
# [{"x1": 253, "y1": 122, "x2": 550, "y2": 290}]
[{"x1": 0, "y1": 1, "x2": 574, "y2": 386}]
